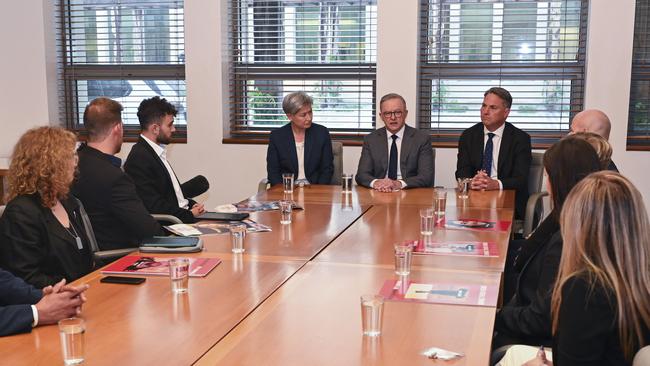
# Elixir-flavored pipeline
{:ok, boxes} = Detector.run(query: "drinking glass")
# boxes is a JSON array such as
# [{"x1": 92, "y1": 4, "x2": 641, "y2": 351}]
[{"x1": 360, "y1": 294, "x2": 384, "y2": 337}]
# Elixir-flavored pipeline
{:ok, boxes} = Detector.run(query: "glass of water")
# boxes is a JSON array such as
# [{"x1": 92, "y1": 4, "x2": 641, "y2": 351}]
[
  {"x1": 419, "y1": 207, "x2": 434, "y2": 235},
  {"x1": 394, "y1": 243, "x2": 413, "y2": 276},
  {"x1": 457, "y1": 178, "x2": 471, "y2": 199},
  {"x1": 230, "y1": 224, "x2": 246, "y2": 253},
  {"x1": 341, "y1": 173, "x2": 354, "y2": 193},
  {"x1": 279, "y1": 200, "x2": 293, "y2": 224},
  {"x1": 360, "y1": 294, "x2": 384, "y2": 337},
  {"x1": 169, "y1": 257, "x2": 190, "y2": 294},
  {"x1": 59, "y1": 317, "x2": 85, "y2": 365},
  {"x1": 434, "y1": 189, "x2": 447, "y2": 218},
  {"x1": 282, "y1": 173, "x2": 294, "y2": 194}
]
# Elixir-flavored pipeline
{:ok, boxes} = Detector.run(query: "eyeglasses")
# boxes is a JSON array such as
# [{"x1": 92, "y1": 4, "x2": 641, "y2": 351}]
[{"x1": 381, "y1": 110, "x2": 403, "y2": 119}]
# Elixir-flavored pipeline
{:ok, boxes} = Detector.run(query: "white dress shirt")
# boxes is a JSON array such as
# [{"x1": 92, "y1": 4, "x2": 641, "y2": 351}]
[
  {"x1": 483, "y1": 123, "x2": 505, "y2": 190},
  {"x1": 370, "y1": 125, "x2": 407, "y2": 188},
  {"x1": 140, "y1": 134, "x2": 190, "y2": 209}
]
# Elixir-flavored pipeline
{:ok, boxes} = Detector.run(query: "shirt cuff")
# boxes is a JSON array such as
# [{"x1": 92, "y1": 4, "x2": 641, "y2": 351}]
[
  {"x1": 398, "y1": 179, "x2": 407, "y2": 189},
  {"x1": 369, "y1": 179, "x2": 378, "y2": 189},
  {"x1": 497, "y1": 179, "x2": 503, "y2": 190},
  {"x1": 31, "y1": 305, "x2": 38, "y2": 327}
]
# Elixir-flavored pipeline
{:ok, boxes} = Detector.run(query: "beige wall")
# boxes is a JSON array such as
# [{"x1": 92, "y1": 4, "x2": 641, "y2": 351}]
[{"x1": 0, "y1": 0, "x2": 647, "y2": 210}]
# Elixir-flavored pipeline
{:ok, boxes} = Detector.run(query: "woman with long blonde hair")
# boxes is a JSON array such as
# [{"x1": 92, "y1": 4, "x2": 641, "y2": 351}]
[
  {"x1": 515, "y1": 171, "x2": 650, "y2": 365},
  {"x1": 0, "y1": 127, "x2": 94, "y2": 288}
]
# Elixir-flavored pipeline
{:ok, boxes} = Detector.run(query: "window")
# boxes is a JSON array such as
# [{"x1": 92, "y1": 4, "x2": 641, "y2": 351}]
[
  {"x1": 418, "y1": 0, "x2": 588, "y2": 146},
  {"x1": 228, "y1": 0, "x2": 377, "y2": 141},
  {"x1": 628, "y1": 0, "x2": 650, "y2": 150},
  {"x1": 57, "y1": 0, "x2": 185, "y2": 139}
]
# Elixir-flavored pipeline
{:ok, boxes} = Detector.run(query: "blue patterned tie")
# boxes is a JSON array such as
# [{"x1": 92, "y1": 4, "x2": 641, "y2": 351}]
[
  {"x1": 482, "y1": 133, "x2": 495, "y2": 176},
  {"x1": 388, "y1": 134, "x2": 398, "y2": 180}
]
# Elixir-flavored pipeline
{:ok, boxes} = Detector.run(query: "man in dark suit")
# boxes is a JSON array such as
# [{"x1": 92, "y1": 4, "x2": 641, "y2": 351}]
[
  {"x1": 0, "y1": 268, "x2": 88, "y2": 337},
  {"x1": 356, "y1": 93, "x2": 434, "y2": 191},
  {"x1": 124, "y1": 96, "x2": 208, "y2": 223},
  {"x1": 570, "y1": 109, "x2": 618, "y2": 171},
  {"x1": 72, "y1": 98, "x2": 163, "y2": 250},
  {"x1": 456, "y1": 87, "x2": 532, "y2": 219}
]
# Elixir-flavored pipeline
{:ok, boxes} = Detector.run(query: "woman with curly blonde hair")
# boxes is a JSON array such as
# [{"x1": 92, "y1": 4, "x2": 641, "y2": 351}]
[{"x1": 0, "y1": 127, "x2": 94, "y2": 288}]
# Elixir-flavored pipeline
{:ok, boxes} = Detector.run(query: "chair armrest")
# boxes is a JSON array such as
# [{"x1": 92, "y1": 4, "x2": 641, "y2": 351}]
[
  {"x1": 151, "y1": 214, "x2": 183, "y2": 225},
  {"x1": 523, "y1": 191, "x2": 549, "y2": 237},
  {"x1": 258, "y1": 178, "x2": 269, "y2": 192},
  {"x1": 93, "y1": 248, "x2": 137, "y2": 266}
]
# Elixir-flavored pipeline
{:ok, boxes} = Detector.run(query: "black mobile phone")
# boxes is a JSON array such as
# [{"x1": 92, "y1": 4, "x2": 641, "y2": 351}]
[{"x1": 100, "y1": 276, "x2": 146, "y2": 285}]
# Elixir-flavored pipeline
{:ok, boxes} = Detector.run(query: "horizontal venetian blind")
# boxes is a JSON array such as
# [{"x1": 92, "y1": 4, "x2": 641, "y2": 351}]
[
  {"x1": 418, "y1": 0, "x2": 588, "y2": 146},
  {"x1": 56, "y1": 0, "x2": 186, "y2": 136},
  {"x1": 228, "y1": 0, "x2": 377, "y2": 140},
  {"x1": 628, "y1": 0, "x2": 650, "y2": 150}
]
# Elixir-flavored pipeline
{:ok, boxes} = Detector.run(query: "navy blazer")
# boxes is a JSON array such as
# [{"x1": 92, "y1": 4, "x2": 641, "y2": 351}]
[
  {"x1": 124, "y1": 137, "x2": 205, "y2": 223},
  {"x1": 0, "y1": 268, "x2": 42, "y2": 337},
  {"x1": 266, "y1": 123, "x2": 334, "y2": 185},
  {"x1": 456, "y1": 122, "x2": 532, "y2": 219},
  {"x1": 0, "y1": 194, "x2": 94, "y2": 289}
]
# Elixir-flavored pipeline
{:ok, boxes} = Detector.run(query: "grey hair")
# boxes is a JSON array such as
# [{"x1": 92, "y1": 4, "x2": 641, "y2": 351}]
[
  {"x1": 379, "y1": 93, "x2": 407, "y2": 110},
  {"x1": 282, "y1": 91, "x2": 313, "y2": 115}
]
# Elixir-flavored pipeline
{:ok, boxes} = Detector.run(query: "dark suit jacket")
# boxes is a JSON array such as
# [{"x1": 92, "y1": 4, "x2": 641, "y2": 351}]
[
  {"x1": 0, "y1": 268, "x2": 42, "y2": 337},
  {"x1": 553, "y1": 276, "x2": 650, "y2": 366},
  {"x1": 355, "y1": 125, "x2": 434, "y2": 188},
  {"x1": 0, "y1": 194, "x2": 94, "y2": 289},
  {"x1": 494, "y1": 226, "x2": 562, "y2": 348},
  {"x1": 124, "y1": 137, "x2": 203, "y2": 223},
  {"x1": 72, "y1": 144, "x2": 163, "y2": 250},
  {"x1": 266, "y1": 123, "x2": 334, "y2": 185},
  {"x1": 456, "y1": 122, "x2": 531, "y2": 219}
]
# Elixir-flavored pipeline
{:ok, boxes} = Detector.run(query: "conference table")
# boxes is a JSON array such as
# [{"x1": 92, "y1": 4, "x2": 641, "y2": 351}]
[{"x1": 0, "y1": 185, "x2": 514, "y2": 365}]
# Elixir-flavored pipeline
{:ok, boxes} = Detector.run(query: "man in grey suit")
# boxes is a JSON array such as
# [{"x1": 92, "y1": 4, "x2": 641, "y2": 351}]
[{"x1": 356, "y1": 93, "x2": 434, "y2": 191}]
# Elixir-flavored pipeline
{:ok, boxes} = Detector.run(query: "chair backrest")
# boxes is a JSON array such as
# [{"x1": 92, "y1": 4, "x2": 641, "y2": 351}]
[
  {"x1": 529, "y1": 152, "x2": 545, "y2": 196},
  {"x1": 634, "y1": 346, "x2": 650, "y2": 366},
  {"x1": 431, "y1": 148, "x2": 436, "y2": 187},
  {"x1": 330, "y1": 141, "x2": 344, "y2": 185},
  {"x1": 73, "y1": 198, "x2": 100, "y2": 253}
]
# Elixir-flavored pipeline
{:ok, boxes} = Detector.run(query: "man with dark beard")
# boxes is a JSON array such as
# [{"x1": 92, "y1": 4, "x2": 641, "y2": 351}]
[{"x1": 124, "y1": 96, "x2": 208, "y2": 223}]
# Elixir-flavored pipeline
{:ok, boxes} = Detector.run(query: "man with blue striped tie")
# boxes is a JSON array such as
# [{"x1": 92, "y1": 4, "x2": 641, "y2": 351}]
[{"x1": 455, "y1": 87, "x2": 531, "y2": 219}]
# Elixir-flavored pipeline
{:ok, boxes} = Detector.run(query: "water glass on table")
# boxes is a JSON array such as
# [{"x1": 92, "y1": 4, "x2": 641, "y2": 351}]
[
  {"x1": 279, "y1": 200, "x2": 293, "y2": 224},
  {"x1": 360, "y1": 294, "x2": 384, "y2": 337},
  {"x1": 169, "y1": 257, "x2": 190, "y2": 294},
  {"x1": 394, "y1": 243, "x2": 413, "y2": 276},
  {"x1": 59, "y1": 317, "x2": 85, "y2": 366},
  {"x1": 341, "y1": 173, "x2": 354, "y2": 193},
  {"x1": 230, "y1": 224, "x2": 246, "y2": 253},
  {"x1": 433, "y1": 189, "x2": 447, "y2": 219},
  {"x1": 457, "y1": 177, "x2": 471, "y2": 199},
  {"x1": 282, "y1": 173, "x2": 294, "y2": 194},
  {"x1": 419, "y1": 207, "x2": 434, "y2": 235}
]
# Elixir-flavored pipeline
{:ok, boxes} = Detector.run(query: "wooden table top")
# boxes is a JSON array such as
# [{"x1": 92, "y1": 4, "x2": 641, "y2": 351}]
[
  {"x1": 253, "y1": 184, "x2": 515, "y2": 209},
  {"x1": 0, "y1": 254, "x2": 304, "y2": 366},
  {"x1": 196, "y1": 262, "x2": 500, "y2": 366},
  {"x1": 201, "y1": 202, "x2": 369, "y2": 259},
  {"x1": 315, "y1": 204, "x2": 513, "y2": 272}
]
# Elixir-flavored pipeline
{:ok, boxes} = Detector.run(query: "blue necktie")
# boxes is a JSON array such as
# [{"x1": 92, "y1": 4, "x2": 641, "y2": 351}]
[
  {"x1": 388, "y1": 134, "x2": 398, "y2": 180},
  {"x1": 482, "y1": 133, "x2": 495, "y2": 176}
]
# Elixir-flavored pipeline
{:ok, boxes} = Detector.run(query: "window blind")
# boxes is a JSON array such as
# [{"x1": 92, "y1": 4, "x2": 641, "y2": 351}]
[
  {"x1": 228, "y1": 0, "x2": 377, "y2": 140},
  {"x1": 418, "y1": 0, "x2": 588, "y2": 146},
  {"x1": 628, "y1": 0, "x2": 650, "y2": 150},
  {"x1": 56, "y1": 0, "x2": 186, "y2": 137}
]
